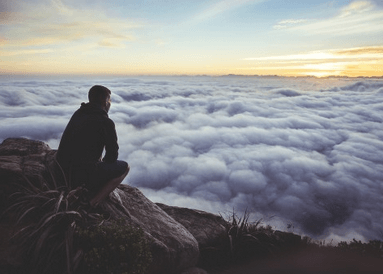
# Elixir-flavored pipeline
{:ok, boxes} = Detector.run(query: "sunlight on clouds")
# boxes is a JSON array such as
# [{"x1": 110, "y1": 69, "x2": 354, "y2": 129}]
[
  {"x1": 1, "y1": 0, "x2": 141, "y2": 49},
  {"x1": 1, "y1": 0, "x2": 382, "y2": 76},
  {"x1": 302, "y1": 71, "x2": 336, "y2": 78},
  {"x1": 300, "y1": 62, "x2": 350, "y2": 77},
  {"x1": 335, "y1": 46, "x2": 383, "y2": 55},
  {"x1": 302, "y1": 62, "x2": 348, "y2": 71},
  {"x1": 242, "y1": 46, "x2": 383, "y2": 77},
  {"x1": 245, "y1": 46, "x2": 383, "y2": 62},
  {"x1": 340, "y1": 0, "x2": 374, "y2": 17},
  {"x1": 0, "y1": 0, "x2": 142, "y2": 73},
  {"x1": 245, "y1": 52, "x2": 337, "y2": 61}
]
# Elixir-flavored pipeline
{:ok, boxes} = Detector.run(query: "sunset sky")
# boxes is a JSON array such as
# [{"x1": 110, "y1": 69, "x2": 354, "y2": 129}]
[{"x1": 1, "y1": 0, "x2": 383, "y2": 77}]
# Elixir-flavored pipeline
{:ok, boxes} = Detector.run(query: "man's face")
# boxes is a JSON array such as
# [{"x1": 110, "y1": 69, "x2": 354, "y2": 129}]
[{"x1": 105, "y1": 95, "x2": 111, "y2": 113}]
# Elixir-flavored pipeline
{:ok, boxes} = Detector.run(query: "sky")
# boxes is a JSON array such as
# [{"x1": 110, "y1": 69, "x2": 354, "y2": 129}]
[
  {"x1": 1, "y1": 0, "x2": 383, "y2": 77},
  {"x1": 1, "y1": 75, "x2": 383, "y2": 242}
]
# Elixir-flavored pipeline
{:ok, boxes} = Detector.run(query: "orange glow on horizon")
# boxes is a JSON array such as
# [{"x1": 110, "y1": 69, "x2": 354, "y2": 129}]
[
  {"x1": 1, "y1": 45, "x2": 382, "y2": 78},
  {"x1": 1, "y1": 1, "x2": 382, "y2": 78}
]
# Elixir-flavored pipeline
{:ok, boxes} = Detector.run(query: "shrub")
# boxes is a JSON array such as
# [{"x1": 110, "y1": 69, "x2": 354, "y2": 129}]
[
  {"x1": 7, "y1": 187, "x2": 86, "y2": 274},
  {"x1": 75, "y1": 218, "x2": 152, "y2": 274},
  {"x1": 227, "y1": 210, "x2": 274, "y2": 262},
  {"x1": 5, "y1": 160, "x2": 150, "y2": 274},
  {"x1": 337, "y1": 239, "x2": 383, "y2": 258}
]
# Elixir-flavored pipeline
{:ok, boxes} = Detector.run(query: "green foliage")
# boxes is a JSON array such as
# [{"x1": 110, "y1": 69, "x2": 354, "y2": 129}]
[
  {"x1": 199, "y1": 210, "x2": 278, "y2": 271},
  {"x1": 6, "y1": 158, "x2": 151, "y2": 274},
  {"x1": 75, "y1": 218, "x2": 152, "y2": 274},
  {"x1": 227, "y1": 210, "x2": 276, "y2": 262},
  {"x1": 200, "y1": 210, "x2": 383, "y2": 273},
  {"x1": 7, "y1": 185, "x2": 90, "y2": 274}
]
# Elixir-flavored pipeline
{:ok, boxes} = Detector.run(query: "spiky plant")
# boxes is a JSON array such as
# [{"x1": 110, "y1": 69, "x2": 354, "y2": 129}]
[
  {"x1": 8, "y1": 184, "x2": 93, "y2": 273},
  {"x1": 6, "y1": 158, "x2": 153, "y2": 274},
  {"x1": 198, "y1": 210, "x2": 276, "y2": 271},
  {"x1": 5, "y1": 158, "x2": 101, "y2": 274},
  {"x1": 227, "y1": 210, "x2": 274, "y2": 262}
]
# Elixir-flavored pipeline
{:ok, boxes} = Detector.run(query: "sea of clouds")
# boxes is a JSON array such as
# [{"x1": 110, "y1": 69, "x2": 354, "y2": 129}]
[{"x1": 1, "y1": 75, "x2": 383, "y2": 242}]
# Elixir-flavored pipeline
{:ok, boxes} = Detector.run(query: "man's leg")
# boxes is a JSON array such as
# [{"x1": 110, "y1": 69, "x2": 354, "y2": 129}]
[{"x1": 89, "y1": 164, "x2": 130, "y2": 207}]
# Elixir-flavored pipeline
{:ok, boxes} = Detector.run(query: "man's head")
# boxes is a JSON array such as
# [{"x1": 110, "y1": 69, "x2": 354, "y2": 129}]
[{"x1": 88, "y1": 85, "x2": 111, "y2": 113}]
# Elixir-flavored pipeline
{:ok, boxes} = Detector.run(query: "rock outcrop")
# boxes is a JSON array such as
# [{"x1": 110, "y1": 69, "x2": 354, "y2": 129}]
[
  {"x1": 0, "y1": 138, "x2": 313, "y2": 274},
  {"x1": 0, "y1": 138, "x2": 204, "y2": 274},
  {"x1": 156, "y1": 203, "x2": 228, "y2": 250}
]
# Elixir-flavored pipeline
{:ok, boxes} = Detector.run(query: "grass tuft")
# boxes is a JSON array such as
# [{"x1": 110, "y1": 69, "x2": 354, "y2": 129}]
[{"x1": 5, "y1": 160, "x2": 151, "y2": 274}]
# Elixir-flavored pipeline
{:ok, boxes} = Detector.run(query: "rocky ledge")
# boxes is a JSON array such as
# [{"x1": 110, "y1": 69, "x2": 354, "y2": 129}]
[
  {"x1": 0, "y1": 138, "x2": 229, "y2": 274},
  {"x1": 0, "y1": 138, "x2": 306, "y2": 274}
]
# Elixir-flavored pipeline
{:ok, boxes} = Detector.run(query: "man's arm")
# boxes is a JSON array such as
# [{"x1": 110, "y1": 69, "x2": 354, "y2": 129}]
[{"x1": 102, "y1": 119, "x2": 119, "y2": 162}]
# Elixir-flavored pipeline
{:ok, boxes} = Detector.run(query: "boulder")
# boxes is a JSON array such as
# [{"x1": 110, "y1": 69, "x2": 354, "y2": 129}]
[
  {"x1": 0, "y1": 138, "x2": 58, "y2": 212},
  {"x1": 156, "y1": 203, "x2": 228, "y2": 249},
  {"x1": 0, "y1": 138, "x2": 199, "y2": 274},
  {"x1": 108, "y1": 185, "x2": 199, "y2": 273},
  {"x1": 156, "y1": 203, "x2": 230, "y2": 270}
]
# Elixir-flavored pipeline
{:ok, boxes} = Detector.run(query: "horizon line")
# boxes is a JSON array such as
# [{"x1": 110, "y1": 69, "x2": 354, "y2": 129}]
[{"x1": 1, "y1": 73, "x2": 383, "y2": 79}]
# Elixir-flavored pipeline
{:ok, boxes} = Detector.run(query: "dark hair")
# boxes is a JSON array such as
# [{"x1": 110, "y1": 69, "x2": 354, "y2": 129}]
[{"x1": 88, "y1": 85, "x2": 111, "y2": 105}]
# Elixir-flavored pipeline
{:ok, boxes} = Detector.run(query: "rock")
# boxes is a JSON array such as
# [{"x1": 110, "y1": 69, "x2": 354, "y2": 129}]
[
  {"x1": 273, "y1": 230, "x2": 302, "y2": 249},
  {"x1": 156, "y1": 203, "x2": 228, "y2": 249},
  {"x1": 0, "y1": 138, "x2": 59, "y2": 213},
  {"x1": 180, "y1": 267, "x2": 209, "y2": 274},
  {"x1": 0, "y1": 138, "x2": 199, "y2": 274},
  {"x1": 109, "y1": 186, "x2": 199, "y2": 274},
  {"x1": 156, "y1": 203, "x2": 233, "y2": 269}
]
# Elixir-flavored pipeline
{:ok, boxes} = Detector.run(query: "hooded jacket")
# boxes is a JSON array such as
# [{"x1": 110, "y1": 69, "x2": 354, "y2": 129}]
[{"x1": 57, "y1": 102, "x2": 119, "y2": 171}]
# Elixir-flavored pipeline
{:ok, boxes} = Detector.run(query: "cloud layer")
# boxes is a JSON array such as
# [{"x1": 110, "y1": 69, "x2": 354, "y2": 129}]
[{"x1": 1, "y1": 75, "x2": 383, "y2": 242}]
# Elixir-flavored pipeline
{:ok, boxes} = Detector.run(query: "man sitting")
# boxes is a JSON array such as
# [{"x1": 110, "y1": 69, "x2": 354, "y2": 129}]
[{"x1": 56, "y1": 85, "x2": 129, "y2": 207}]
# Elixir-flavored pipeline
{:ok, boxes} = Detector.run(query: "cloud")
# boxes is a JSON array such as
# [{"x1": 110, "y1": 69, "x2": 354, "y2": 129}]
[
  {"x1": 273, "y1": 19, "x2": 307, "y2": 30},
  {"x1": 0, "y1": 0, "x2": 140, "y2": 52},
  {"x1": 335, "y1": 46, "x2": 383, "y2": 55},
  {"x1": 245, "y1": 46, "x2": 383, "y2": 61},
  {"x1": 98, "y1": 38, "x2": 128, "y2": 48},
  {"x1": 281, "y1": 0, "x2": 383, "y2": 35},
  {"x1": 339, "y1": 1, "x2": 374, "y2": 17},
  {"x1": 190, "y1": 0, "x2": 266, "y2": 23},
  {"x1": 242, "y1": 46, "x2": 383, "y2": 77},
  {"x1": 0, "y1": 0, "x2": 14, "y2": 12},
  {"x1": 2, "y1": 75, "x2": 383, "y2": 242},
  {"x1": 0, "y1": 49, "x2": 54, "y2": 57}
]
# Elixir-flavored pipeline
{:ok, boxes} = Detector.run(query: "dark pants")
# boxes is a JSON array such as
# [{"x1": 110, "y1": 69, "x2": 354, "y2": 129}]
[{"x1": 70, "y1": 160, "x2": 128, "y2": 194}]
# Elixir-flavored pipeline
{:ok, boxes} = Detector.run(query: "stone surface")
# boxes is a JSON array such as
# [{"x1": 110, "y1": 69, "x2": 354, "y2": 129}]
[
  {"x1": 0, "y1": 138, "x2": 58, "y2": 213},
  {"x1": 156, "y1": 203, "x2": 228, "y2": 249},
  {"x1": 0, "y1": 138, "x2": 199, "y2": 274},
  {"x1": 180, "y1": 267, "x2": 209, "y2": 274},
  {"x1": 109, "y1": 186, "x2": 199, "y2": 274}
]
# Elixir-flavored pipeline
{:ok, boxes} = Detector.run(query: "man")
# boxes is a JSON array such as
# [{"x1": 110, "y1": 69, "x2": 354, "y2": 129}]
[{"x1": 57, "y1": 85, "x2": 129, "y2": 207}]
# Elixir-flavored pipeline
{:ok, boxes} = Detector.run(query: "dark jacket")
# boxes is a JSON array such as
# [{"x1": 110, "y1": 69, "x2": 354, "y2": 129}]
[{"x1": 57, "y1": 102, "x2": 119, "y2": 172}]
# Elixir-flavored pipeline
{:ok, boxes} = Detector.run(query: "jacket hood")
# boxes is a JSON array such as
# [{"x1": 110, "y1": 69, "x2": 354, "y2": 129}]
[{"x1": 79, "y1": 102, "x2": 108, "y2": 116}]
